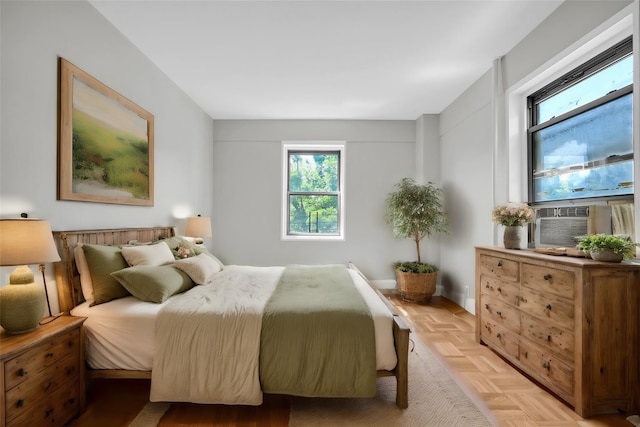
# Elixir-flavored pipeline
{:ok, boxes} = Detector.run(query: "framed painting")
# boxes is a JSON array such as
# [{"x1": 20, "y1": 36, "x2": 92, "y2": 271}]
[{"x1": 58, "y1": 58, "x2": 154, "y2": 206}]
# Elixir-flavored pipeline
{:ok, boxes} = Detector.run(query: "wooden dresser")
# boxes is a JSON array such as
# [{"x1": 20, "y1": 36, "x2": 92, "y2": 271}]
[
  {"x1": 1, "y1": 315, "x2": 85, "y2": 427},
  {"x1": 475, "y1": 246, "x2": 640, "y2": 417}
]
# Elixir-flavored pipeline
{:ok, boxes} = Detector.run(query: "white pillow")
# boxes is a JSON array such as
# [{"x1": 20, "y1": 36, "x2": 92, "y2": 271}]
[
  {"x1": 121, "y1": 241, "x2": 175, "y2": 266},
  {"x1": 173, "y1": 253, "x2": 222, "y2": 285},
  {"x1": 74, "y1": 243, "x2": 94, "y2": 304}
]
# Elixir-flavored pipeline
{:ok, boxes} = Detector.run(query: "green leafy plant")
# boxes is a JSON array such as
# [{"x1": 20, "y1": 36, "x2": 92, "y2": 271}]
[
  {"x1": 577, "y1": 234, "x2": 638, "y2": 260},
  {"x1": 384, "y1": 178, "x2": 449, "y2": 273}
]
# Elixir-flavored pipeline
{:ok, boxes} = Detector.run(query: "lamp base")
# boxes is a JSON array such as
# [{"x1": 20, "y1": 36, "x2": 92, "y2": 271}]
[{"x1": 0, "y1": 266, "x2": 45, "y2": 334}]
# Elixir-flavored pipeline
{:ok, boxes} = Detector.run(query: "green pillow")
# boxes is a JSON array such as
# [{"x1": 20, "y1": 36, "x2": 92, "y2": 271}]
[
  {"x1": 82, "y1": 244, "x2": 130, "y2": 306},
  {"x1": 110, "y1": 266, "x2": 194, "y2": 303}
]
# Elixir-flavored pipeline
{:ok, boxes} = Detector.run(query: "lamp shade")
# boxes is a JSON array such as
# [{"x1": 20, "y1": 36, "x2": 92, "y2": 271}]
[
  {"x1": 184, "y1": 216, "x2": 212, "y2": 238},
  {"x1": 0, "y1": 219, "x2": 61, "y2": 266}
]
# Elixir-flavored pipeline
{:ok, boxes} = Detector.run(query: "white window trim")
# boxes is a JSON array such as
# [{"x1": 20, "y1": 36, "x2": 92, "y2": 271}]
[{"x1": 281, "y1": 141, "x2": 346, "y2": 241}]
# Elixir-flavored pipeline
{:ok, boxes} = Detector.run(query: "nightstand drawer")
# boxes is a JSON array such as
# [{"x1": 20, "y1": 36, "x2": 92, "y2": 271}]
[
  {"x1": 6, "y1": 381, "x2": 80, "y2": 427},
  {"x1": 4, "y1": 329, "x2": 79, "y2": 391},
  {"x1": 5, "y1": 352, "x2": 80, "y2": 424}
]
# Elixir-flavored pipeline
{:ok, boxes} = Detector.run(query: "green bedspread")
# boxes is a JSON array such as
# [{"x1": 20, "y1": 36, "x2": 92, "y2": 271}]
[{"x1": 259, "y1": 264, "x2": 377, "y2": 398}]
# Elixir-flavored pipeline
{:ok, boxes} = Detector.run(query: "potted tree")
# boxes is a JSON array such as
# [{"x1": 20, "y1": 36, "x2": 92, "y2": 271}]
[
  {"x1": 576, "y1": 234, "x2": 638, "y2": 262},
  {"x1": 384, "y1": 178, "x2": 449, "y2": 302}
]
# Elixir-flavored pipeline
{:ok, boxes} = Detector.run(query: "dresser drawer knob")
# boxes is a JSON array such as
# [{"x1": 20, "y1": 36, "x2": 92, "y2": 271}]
[
  {"x1": 546, "y1": 304, "x2": 552, "y2": 311},
  {"x1": 542, "y1": 361, "x2": 550, "y2": 370},
  {"x1": 45, "y1": 352, "x2": 54, "y2": 358},
  {"x1": 547, "y1": 335, "x2": 552, "y2": 342},
  {"x1": 496, "y1": 311, "x2": 502, "y2": 318},
  {"x1": 497, "y1": 261, "x2": 503, "y2": 267},
  {"x1": 497, "y1": 287, "x2": 502, "y2": 293},
  {"x1": 18, "y1": 368, "x2": 28, "y2": 377},
  {"x1": 485, "y1": 303, "x2": 490, "y2": 310},
  {"x1": 543, "y1": 274, "x2": 552, "y2": 281},
  {"x1": 16, "y1": 399, "x2": 25, "y2": 408},
  {"x1": 496, "y1": 333, "x2": 502, "y2": 338}
]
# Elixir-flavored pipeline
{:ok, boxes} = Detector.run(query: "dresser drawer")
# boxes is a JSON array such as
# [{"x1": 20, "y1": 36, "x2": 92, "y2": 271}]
[
  {"x1": 520, "y1": 338, "x2": 574, "y2": 401},
  {"x1": 6, "y1": 381, "x2": 80, "y2": 427},
  {"x1": 479, "y1": 255, "x2": 519, "y2": 281},
  {"x1": 480, "y1": 294, "x2": 521, "y2": 334},
  {"x1": 519, "y1": 287, "x2": 574, "y2": 330},
  {"x1": 479, "y1": 318, "x2": 519, "y2": 362},
  {"x1": 4, "y1": 329, "x2": 80, "y2": 391},
  {"x1": 5, "y1": 352, "x2": 80, "y2": 424},
  {"x1": 479, "y1": 275, "x2": 520, "y2": 307},
  {"x1": 522, "y1": 263, "x2": 575, "y2": 300},
  {"x1": 520, "y1": 311, "x2": 574, "y2": 362}
]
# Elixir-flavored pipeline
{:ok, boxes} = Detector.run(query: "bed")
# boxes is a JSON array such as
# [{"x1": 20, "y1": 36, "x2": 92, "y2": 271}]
[{"x1": 52, "y1": 226, "x2": 410, "y2": 408}]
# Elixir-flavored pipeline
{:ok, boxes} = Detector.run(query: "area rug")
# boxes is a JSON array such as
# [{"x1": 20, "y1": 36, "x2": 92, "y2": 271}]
[
  {"x1": 129, "y1": 334, "x2": 495, "y2": 426},
  {"x1": 289, "y1": 334, "x2": 495, "y2": 426}
]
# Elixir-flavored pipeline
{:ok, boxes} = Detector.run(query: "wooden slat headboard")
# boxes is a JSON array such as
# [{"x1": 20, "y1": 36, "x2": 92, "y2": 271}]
[{"x1": 52, "y1": 226, "x2": 176, "y2": 313}]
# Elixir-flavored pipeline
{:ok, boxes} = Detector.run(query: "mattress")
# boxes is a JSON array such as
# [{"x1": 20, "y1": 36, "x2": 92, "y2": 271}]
[{"x1": 71, "y1": 268, "x2": 397, "y2": 371}]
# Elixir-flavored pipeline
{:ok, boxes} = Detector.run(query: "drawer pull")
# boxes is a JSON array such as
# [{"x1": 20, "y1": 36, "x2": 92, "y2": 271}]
[
  {"x1": 18, "y1": 368, "x2": 28, "y2": 377},
  {"x1": 497, "y1": 261, "x2": 503, "y2": 267},
  {"x1": 496, "y1": 311, "x2": 502, "y2": 318},
  {"x1": 546, "y1": 304, "x2": 552, "y2": 311},
  {"x1": 45, "y1": 352, "x2": 54, "y2": 358},
  {"x1": 496, "y1": 333, "x2": 502, "y2": 338},
  {"x1": 543, "y1": 274, "x2": 552, "y2": 281},
  {"x1": 485, "y1": 283, "x2": 490, "y2": 289},
  {"x1": 485, "y1": 303, "x2": 490, "y2": 310},
  {"x1": 497, "y1": 287, "x2": 502, "y2": 293},
  {"x1": 542, "y1": 361, "x2": 550, "y2": 370},
  {"x1": 524, "y1": 351, "x2": 528, "y2": 358},
  {"x1": 16, "y1": 399, "x2": 25, "y2": 408},
  {"x1": 547, "y1": 335, "x2": 552, "y2": 342}
]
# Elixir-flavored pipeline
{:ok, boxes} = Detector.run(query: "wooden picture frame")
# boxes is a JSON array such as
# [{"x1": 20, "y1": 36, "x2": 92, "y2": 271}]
[{"x1": 58, "y1": 58, "x2": 154, "y2": 206}]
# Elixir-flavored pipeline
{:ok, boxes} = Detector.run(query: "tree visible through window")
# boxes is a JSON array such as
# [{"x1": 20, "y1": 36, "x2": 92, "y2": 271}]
[{"x1": 283, "y1": 143, "x2": 345, "y2": 239}]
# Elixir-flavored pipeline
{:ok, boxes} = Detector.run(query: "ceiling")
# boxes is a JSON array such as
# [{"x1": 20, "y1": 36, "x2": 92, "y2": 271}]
[{"x1": 89, "y1": 0, "x2": 563, "y2": 120}]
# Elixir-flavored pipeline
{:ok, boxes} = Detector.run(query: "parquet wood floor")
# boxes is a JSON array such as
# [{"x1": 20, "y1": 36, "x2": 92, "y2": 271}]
[
  {"x1": 68, "y1": 293, "x2": 634, "y2": 426},
  {"x1": 384, "y1": 293, "x2": 632, "y2": 427}
]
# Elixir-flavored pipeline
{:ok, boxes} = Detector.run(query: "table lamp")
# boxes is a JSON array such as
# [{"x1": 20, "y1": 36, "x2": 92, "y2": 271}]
[
  {"x1": 184, "y1": 215, "x2": 212, "y2": 244},
  {"x1": 0, "y1": 219, "x2": 61, "y2": 334}
]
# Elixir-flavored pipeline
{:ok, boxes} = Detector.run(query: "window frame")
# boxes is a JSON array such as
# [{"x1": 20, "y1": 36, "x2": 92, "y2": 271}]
[
  {"x1": 281, "y1": 141, "x2": 346, "y2": 241},
  {"x1": 526, "y1": 36, "x2": 634, "y2": 205}
]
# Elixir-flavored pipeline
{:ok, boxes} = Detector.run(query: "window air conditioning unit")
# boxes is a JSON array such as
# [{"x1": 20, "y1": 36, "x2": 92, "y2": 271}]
[{"x1": 534, "y1": 205, "x2": 612, "y2": 248}]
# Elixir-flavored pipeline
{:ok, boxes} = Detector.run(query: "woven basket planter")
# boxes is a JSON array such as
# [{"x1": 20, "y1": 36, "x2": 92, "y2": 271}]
[{"x1": 395, "y1": 270, "x2": 437, "y2": 303}]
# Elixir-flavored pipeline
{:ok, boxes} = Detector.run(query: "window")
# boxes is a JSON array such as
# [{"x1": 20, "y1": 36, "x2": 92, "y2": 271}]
[
  {"x1": 282, "y1": 142, "x2": 345, "y2": 240},
  {"x1": 528, "y1": 36, "x2": 633, "y2": 204}
]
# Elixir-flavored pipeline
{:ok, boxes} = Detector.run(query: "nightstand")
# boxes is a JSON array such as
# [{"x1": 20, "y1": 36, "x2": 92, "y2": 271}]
[{"x1": 1, "y1": 315, "x2": 86, "y2": 427}]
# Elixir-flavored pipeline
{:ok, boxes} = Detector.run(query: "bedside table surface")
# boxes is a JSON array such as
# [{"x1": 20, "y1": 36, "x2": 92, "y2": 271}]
[{"x1": 0, "y1": 315, "x2": 86, "y2": 361}]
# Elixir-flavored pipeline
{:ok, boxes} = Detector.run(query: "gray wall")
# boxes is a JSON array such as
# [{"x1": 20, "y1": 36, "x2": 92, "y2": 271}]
[
  {"x1": 438, "y1": 0, "x2": 636, "y2": 311},
  {"x1": 0, "y1": 1, "x2": 215, "y2": 311},
  {"x1": 211, "y1": 120, "x2": 415, "y2": 281}
]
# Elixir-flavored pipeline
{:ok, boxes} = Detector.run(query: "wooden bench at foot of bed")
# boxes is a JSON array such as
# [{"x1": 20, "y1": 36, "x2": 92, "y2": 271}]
[{"x1": 52, "y1": 227, "x2": 410, "y2": 409}]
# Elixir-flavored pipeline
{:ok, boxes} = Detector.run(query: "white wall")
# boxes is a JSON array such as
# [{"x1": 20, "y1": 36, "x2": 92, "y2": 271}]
[
  {"x1": 439, "y1": 0, "x2": 636, "y2": 312},
  {"x1": 211, "y1": 120, "x2": 415, "y2": 281},
  {"x1": 0, "y1": 1, "x2": 215, "y2": 312}
]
